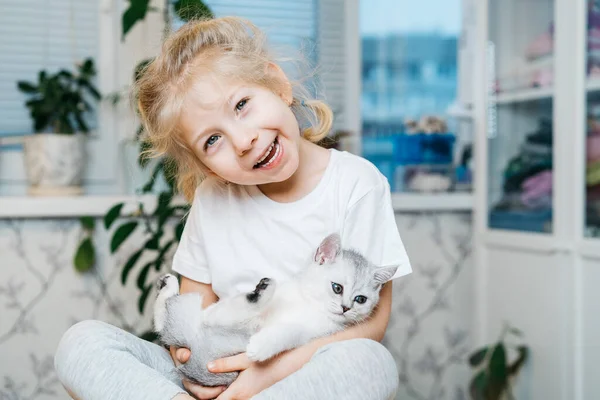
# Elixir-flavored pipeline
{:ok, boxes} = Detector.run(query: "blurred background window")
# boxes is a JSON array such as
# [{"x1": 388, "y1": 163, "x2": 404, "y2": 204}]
[
  {"x1": 0, "y1": 1, "x2": 98, "y2": 140},
  {"x1": 360, "y1": 0, "x2": 467, "y2": 193}
]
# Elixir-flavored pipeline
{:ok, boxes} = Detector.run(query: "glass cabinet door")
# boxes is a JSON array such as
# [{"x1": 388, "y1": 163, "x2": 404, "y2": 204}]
[
  {"x1": 487, "y1": 0, "x2": 555, "y2": 233},
  {"x1": 586, "y1": 0, "x2": 600, "y2": 238}
]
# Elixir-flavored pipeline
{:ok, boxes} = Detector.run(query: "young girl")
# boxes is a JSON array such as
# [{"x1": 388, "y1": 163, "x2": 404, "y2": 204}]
[{"x1": 54, "y1": 16, "x2": 412, "y2": 400}]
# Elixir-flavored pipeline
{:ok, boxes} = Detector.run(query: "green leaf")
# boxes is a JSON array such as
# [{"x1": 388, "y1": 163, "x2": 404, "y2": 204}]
[
  {"x1": 138, "y1": 284, "x2": 153, "y2": 314},
  {"x1": 469, "y1": 371, "x2": 488, "y2": 400},
  {"x1": 469, "y1": 347, "x2": 488, "y2": 367},
  {"x1": 145, "y1": 235, "x2": 160, "y2": 250},
  {"x1": 142, "y1": 161, "x2": 163, "y2": 193},
  {"x1": 155, "y1": 191, "x2": 173, "y2": 216},
  {"x1": 104, "y1": 203, "x2": 125, "y2": 229},
  {"x1": 155, "y1": 240, "x2": 175, "y2": 271},
  {"x1": 74, "y1": 237, "x2": 95, "y2": 272},
  {"x1": 83, "y1": 82, "x2": 102, "y2": 100},
  {"x1": 80, "y1": 58, "x2": 96, "y2": 76},
  {"x1": 174, "y1": 0, "x2": 214, "y2": 21},
  {"x1": 121, "y1": 249, "x2": 144, "y2": 285},
  {"x1": 175, "y1": 220, "x2": 185, "y2": 242},
  {"x1": 138, "y1": 329, "x2": 159, "y2": 343},
  {"x1": 110, "y1": 221, "x2": 138, "y2": 253},
  {"x1": 17, "y1": 81, "x2": 38, "y2": 93},
  {"x1": 122, "y1": 0, "x2": 152, "y2": 40},
  {"x1": 488, "y1": 343, "x2": 508, "y2": 398},
  {"x1": 136, "y1": 261, "x2": 153, "y2": 289},
  {"x1": 74, "y1": 112, "x2": 90, "y2": 133},
  {"x1": 80, "y1": 216, "x2": 95, "y2": 231}
]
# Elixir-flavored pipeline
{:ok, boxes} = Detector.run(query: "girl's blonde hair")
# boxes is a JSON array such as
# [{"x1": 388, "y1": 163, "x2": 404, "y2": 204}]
[{"x1": 134, "y1": 16, "x2": 333, "y2": 201}]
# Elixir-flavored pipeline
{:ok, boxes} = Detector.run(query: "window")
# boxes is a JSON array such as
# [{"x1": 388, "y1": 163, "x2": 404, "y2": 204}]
[
  {"x1": 0, "y1": 0, "x2": 121, "y2": 195},
  {"x1": 359, "y1": 0, "x2": 463, "y2": 192}
]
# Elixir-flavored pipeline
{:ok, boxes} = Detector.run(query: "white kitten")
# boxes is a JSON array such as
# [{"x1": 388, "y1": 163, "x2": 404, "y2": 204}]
[{"x1": 153, "y1": 233, "x2": 397, "y2": 387}]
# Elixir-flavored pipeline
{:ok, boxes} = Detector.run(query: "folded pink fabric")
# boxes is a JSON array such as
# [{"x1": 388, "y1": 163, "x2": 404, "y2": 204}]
[
  {"x1": 587, "y1": 134, "x2": 600, "y2": 162},
  {"x1": 521, "y1": 170, "x2": 553, "y2": 207}
]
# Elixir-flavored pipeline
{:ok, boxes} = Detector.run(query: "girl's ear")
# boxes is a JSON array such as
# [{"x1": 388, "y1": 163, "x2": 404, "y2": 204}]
[{"x1": 266, "y1": 62, "x2": 293, "y2": 105}]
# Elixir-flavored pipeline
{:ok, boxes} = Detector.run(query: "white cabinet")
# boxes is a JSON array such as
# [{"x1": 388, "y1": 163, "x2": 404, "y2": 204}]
[{"x1": 473, "y1": 0, "x2": 600, "y2": 398}]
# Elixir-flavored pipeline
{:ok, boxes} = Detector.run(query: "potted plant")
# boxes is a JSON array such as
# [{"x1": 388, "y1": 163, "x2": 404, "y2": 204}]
[
  {"x1": 469, "y1": 323, "x2": 529, "y2": 400},
  {"x1": 17, "y1": 58, "x2": 101, "y2": 196}
]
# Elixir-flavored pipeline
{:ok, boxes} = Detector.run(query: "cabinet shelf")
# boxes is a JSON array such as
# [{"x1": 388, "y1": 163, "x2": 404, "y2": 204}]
[{"x1": 491, "y1": 79, "x2": 600, "y2": 105}]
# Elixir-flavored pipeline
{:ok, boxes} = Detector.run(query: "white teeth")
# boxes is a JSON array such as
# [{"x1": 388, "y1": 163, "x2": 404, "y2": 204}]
[
  {"x1": 256, "y1": 142, "x2": 274, "y2": 165},
  {"x1": 263, "y1": 141, "x2": 280, "y2": 167}
]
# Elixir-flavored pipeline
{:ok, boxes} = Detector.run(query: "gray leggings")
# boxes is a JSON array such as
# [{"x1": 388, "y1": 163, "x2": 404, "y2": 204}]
[{"x1": 54, "y1": 320, "x2": 399, "y2": 400}]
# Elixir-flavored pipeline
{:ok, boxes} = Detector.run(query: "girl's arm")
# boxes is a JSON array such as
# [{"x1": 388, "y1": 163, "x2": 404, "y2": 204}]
[{"x1": 179, "y1": 276, "x2": 219, "y2": 306}]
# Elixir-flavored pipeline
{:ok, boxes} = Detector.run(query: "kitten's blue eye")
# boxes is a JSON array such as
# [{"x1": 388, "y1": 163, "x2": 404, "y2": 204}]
[
  {"x1": 204, "y1": 134, "x2": 220, "y2": 149},
  {"x1": 354, "y1": 295, "x2": 367, "y2": 304},
  {"x1": 331, "y1": 282, "x2": 343, "y2": 295},
  {"x1": 235, "y1": 98, "x2": 249, "y2": 111}
]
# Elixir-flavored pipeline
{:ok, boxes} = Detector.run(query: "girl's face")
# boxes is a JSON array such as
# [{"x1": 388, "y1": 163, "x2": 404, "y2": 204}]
[{"x1": 179, "y1": 70, "x2": 301, "y2": 186}]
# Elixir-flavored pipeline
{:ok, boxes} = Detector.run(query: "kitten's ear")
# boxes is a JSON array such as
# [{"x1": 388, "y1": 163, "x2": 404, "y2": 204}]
[
  {"x1": 314, "y1": 233, "x2": 342, "y2": 265},
  {"x1": 373, "y1": 265, "x2": 399, "y2": 285}
]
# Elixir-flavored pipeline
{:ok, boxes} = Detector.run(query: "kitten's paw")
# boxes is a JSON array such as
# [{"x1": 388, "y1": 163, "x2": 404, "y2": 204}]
[
  {"x1": 245, "y1": 277, "x2": 276, "y2": 304},
  {"x1": 246, "y1": 335, "x2": 276, "y2": 362},
  {"x1": 156, "y1": 274, "x2": 179, "y2": 296}
]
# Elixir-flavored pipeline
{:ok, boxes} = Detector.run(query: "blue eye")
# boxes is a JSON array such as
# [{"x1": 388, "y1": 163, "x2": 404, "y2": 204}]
[
  {"x1": 204, "y1": 134, "x2": 220, "y2": 149},
  {"x1": 331, "y1": 282, "x2": 343, "y2": 295},
  {"x1": 235, "y1": 98, "x2": 249, "y2": 111},
  {"x1": 354, "y1": 295, "x2": 367, "y2": 304}
]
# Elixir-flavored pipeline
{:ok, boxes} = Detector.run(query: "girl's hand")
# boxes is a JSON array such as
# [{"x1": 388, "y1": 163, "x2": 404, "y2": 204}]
[
  {"x1": 169, "y1": 346, "x2": 191, "y2": 366},
  {"x1": 183, "y1": 353, "x2": 251, "y2": 400},
  {"x1": 214, "y1": 355, "x2": 287, "y2": 400},
  {"x1": 171, "y1": 347, "x2": 226, "y2": 399}
]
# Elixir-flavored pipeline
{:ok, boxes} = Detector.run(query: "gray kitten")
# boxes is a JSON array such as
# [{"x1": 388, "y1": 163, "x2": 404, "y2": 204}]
[{"x1": 153, "y1": 233, "x2": 397, "y2": 387}]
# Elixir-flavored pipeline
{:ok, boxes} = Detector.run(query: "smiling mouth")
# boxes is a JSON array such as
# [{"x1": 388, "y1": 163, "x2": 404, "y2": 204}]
[{"x1": 253, "y1": 137, "x2": 281, "y2": 169}]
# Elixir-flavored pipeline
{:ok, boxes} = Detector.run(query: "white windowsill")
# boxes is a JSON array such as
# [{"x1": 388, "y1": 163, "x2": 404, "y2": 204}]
[
  {"x1": 390, "y1": 193, "x2": 473, "y2": 211},
  {"x1": 0, "y1": 193, "x2": 473, "y2": 218},
  {"x1": 0, "y1": 195, "x2": 160, "y2": 219}
]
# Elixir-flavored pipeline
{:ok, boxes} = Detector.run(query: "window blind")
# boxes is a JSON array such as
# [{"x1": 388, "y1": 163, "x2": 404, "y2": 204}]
[
  {"x1": 0, "y1": 0, "x2": 99, "y2": 137},
  {"x1": 173, "y1": 0, "x2": 347, "y2": 131}
]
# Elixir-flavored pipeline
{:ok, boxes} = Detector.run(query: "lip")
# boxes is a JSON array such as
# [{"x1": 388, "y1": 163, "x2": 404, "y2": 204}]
[{"x1": 253, "y1": 136, "x2": 283, "y2": 171}]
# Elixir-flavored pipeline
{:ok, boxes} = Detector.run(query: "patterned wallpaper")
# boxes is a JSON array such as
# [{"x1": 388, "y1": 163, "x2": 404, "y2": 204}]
[
  {"x1": 0, "y1": 212, "x2": 472, "y2": 400},
  {"x1": 385, "y1": 212, "x2": 473, "y2": 400}
]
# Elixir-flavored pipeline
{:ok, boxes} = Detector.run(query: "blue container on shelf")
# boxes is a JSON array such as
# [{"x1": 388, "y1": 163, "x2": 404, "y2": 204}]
[
  {"x1": 394, "y1": 133, "x2": 456, "y2": 165},
  {"x1": 362, "y1": 132, "x2": 456, "y2": 191},
  {"x1": 488, "y1": 209, "x2": 553, "y2": 233}
]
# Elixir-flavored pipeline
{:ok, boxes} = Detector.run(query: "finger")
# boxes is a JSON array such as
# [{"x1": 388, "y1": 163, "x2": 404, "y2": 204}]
[
  {"x1": 183, "y1": 380, "x2": 226, "y2": 400},
  {"x1": 208, "y1": 352, "x2": 251, "y2": 373},
  {"x1": 176, "y1": 347, "x2": 191, "y2": 363},
  {"x1": 169, "y1": 346, "x2": 180, "y2": 367},
  {"x1": 215, "y1": 387, "x2": 235, "y2": 400}
]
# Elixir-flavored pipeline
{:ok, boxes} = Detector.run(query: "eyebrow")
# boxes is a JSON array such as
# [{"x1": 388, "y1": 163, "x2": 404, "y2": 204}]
[{"x1": 191, "y1": 87, "x2": 246, "y2": 145}]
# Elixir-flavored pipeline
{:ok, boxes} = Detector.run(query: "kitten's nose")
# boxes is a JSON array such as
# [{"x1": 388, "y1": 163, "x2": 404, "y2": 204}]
[{"x1": 341, "y1": 305, "x2": 350, "y2": 313}]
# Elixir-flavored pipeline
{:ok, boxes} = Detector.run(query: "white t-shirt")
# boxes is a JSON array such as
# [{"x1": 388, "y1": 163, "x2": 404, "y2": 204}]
[{"x1": 172, "y1": 149, "x2": 412, "y2": 299}]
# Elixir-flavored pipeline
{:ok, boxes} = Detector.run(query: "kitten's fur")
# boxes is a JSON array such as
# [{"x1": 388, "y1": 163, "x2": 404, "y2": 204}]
[{"x1": 153, "y1": 233, "x2": 397, "y2": 387}]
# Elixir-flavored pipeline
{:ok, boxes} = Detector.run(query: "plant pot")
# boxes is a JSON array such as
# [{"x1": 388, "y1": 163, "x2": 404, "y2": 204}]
[{"x1": 23, "y1": 133, "x2": 86, "y2": 196}]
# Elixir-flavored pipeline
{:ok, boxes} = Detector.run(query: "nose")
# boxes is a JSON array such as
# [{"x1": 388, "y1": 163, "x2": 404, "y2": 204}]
[
  {"x1": 232, "y1": 129, "x2": 258, "y2": 156},
  {"x1": 341, "y1": 305, "x2": 350, "y2": 313}
]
